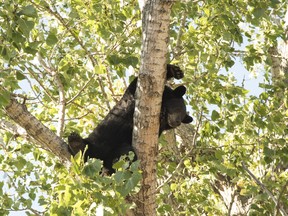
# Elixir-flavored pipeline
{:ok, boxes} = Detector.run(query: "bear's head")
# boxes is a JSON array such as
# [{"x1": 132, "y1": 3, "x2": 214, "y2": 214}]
[{"x1": 160, "y1": 86, "x2": 193, "y2": 133}]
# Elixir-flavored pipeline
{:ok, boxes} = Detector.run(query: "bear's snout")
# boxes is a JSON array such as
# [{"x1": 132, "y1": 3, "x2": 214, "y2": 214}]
[{"x1": 168, "y1": 115, "x2": 182, "y2": 128}]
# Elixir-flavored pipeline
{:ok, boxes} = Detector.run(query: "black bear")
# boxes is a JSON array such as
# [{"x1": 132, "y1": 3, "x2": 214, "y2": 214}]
[{"x1": 68, "y1": 64, "x2": 193, "y2": 173}]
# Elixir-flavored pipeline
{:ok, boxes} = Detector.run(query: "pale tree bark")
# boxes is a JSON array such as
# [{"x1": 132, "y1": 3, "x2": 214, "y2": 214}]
[
  {"x1": 132, "y1": 0, "x2": 173, "y2": 215},
  {"x1": 4, "y1": 97, "x2": 70, "y2": 163},
  {"x1": 269, "y1": 43, "x2": 288, "y2": 85},
  {"x1": 0, "y1": 119, "x2": 28, "y2": 138},
  {"x1": 269, "y1": 6, "x2": 288, "y2": 86}
]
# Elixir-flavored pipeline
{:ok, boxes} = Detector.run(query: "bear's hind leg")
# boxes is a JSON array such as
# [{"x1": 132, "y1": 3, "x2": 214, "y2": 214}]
[{"x1": 68, "y1": 132, "x2": 86, "y2": 156}]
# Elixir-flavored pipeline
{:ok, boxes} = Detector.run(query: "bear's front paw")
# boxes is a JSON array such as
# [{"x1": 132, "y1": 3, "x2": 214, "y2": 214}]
[{"x1": 167, "y1": 64, "x2": 184, "y2": 80}]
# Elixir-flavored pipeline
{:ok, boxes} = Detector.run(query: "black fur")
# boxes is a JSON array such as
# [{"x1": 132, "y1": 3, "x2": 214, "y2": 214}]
[{"x1": 68, "y1": 64, "x2": 193, "y2": 173}]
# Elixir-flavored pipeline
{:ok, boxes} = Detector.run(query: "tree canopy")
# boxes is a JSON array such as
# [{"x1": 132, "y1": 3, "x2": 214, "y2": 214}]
[{"x1": 0, "y1": 0, "x2": 287, "y2": 215}]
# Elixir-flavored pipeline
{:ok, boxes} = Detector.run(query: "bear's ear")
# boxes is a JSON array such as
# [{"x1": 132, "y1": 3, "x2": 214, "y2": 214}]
[
  {"x1": 174, "y1": 86, "x2": 186, "y2": 97},
  {"x1": 182, "y1": 114, "x2": 193, "y2": 124}
]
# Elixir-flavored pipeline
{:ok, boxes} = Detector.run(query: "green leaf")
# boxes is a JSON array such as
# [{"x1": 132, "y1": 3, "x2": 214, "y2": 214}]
[
  {"x1": 123, "y1": 56, "x2": 139, "y2": 67},
  {"x1": 235, "y1": 114, "x2": 244, "y2": 124},
  {"x1": 0, "y1": 90, "x2": 10, "y2": 107},
  {"x1": 63, "y1": 186, "x2": 72, "y2": 206},
  {"x1": 113, "y1": 159, "x2": 126, "y2": 170},
  {"x1": 73, "y1": 150, "x2": 83, "y2": 166},
  {"x1": 38, "y1": 197, "x2": 47, "y2": 206},
  {"x1": 124, "y1": 174, "x2": 139, "y2": 194},
  {"x1": 69, "y1": 9, "x2": 79, "y2": 19},
  {"x1": 253, "y1": 8, "x2": 265, "y2": 19},
  {"x1": 0, "y1": 182, "x2": 3, "y2": 196},
  {"x1": 14, "y1": 157, "x2": 26, "y2": 170},
  {"x1": 19, "y1": 5, "x2": 37, "y2": 18},
  {"x1": 263, "y1": 147, "x2": 274, "y2": 156},
  {"x1": 46, "y1": 33, "x2": 58, "y2": 46},
  {"x1": 211, "y1": 110, "x2": 220, "y2": 121},
  {"x1": 82, "y1": 159, "x2": 102, "y2": 177},
  {"x1": 17, "y1": 19, "x2": 35, "y2": 38},
  {"x1": 184, "y1": 159, "x2": 192, "y2": 168},
  {"x1": 224, "y1": 59, "x2": 235, "y2": 69},
  {"x1": 12, "y1": 32, "x2": 25, "y2": 43},
  {"x1": 273, "y1": 113, "x2": 282, "y2": 122},
  {"x1": 215, "y1": 150, "x2": 224, "y2": 160},
  {"x1": 108, "y1": 54, "x2": 121, "y2": 65},
  {"x1": 226, "y1": 118, "x2": 234, "y2": 132},
  {"x1": 16, "y1": 71, "x2": 26, "y2": 80},
  {"x1": 24, "y1": 46, "x2": 38, "y2": 55},
  {"x1": 71, "y1": 151, "x2": 83, "y2": 174},
  {"x1": 170, "y1": 183, "x2": 177, "y2": 191},
  {"x1": 114, "y1": 171, "x2": 125, "y2": 183},
  {"x1": 129, "y1": 160, "x2": 140, "y2": 172},
  {"x1": 29, "y1": 191, "x2": 36, "y2": 200},
  {"x1": 94, "y1": 65, "x2": 105, "y2": 74},
  {"x1": 0, "y1": 47, "x2": 11, "y2": 60}
]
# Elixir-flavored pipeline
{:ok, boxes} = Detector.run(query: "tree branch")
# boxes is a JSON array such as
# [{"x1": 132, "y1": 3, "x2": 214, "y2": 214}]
[
  {"x1": 4, "y1": 97, "x2": 71, "y2": 163},
  {"x1": 0, "y1": 119, "x2": 27, "y2": 138}
]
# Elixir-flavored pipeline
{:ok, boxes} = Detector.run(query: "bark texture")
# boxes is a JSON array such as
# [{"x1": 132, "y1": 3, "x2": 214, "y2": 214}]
[
  {"x1": 269, "y1": 7, "x2": 288, "y2": 85},
  {"x1": 4, "y1": 98, "x2": 70, "y2": 162},
  {"x1": 132, "y1": 0, "x2": 173, "y2": 215}
]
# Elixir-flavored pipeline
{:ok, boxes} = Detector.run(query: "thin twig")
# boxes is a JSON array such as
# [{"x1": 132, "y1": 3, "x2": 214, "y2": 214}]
[
  {"x1": 38, "y1": 55, "x2": 66, "y2": 137},
  {"x1": 241, "y1": 162, "x2": 288, "y2": 216},
  {"x1": 24, "y1": 66, "x2": 56, "y2": 102},
  {"x1": 66, "y1": 74, "x2": 96, "y2": 105}
]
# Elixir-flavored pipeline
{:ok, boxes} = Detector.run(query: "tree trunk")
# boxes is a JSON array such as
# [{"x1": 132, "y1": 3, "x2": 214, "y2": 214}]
[
  {"x1": 269, "y1": 6, "x2": 288, "y2": 85},
  {"x1": 132, "y1": 0, "x2": 173, "y2": 215}
]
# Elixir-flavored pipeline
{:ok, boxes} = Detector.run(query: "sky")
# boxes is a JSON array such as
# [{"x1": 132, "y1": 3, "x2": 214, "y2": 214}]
[{"x1": 229, "y1": 56, "x2": 264, "y2": 97}]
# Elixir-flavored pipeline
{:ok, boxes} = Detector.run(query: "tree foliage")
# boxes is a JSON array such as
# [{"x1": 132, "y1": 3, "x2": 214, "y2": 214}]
[{"x1": 0, "y1": 0, "x2": 287, "y2": 215}]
